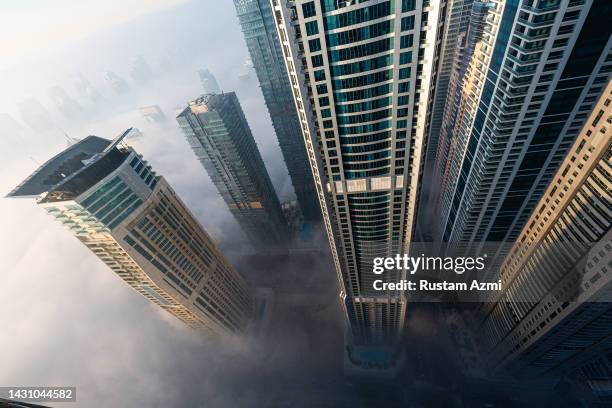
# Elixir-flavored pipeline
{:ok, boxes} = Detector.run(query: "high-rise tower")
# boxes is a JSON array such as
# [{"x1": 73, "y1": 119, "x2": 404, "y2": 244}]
[
  {"x1": 0, "y1": 113, "x2": 29, "y2": 139},
  {"x1": 423, "y1": 0, "x2": 474, "y2": 166},
  {"x1": 430, "y1": 0, "x2": 612, "y2": 243},
  {"x1": 105, "y1": 71, "x2": 130, "y2": 94},
  {"x1": 18, "y1": 98, "x2": 55, "y2": 133},
  {"x1": 176, "y1": 92, "x2": 289, "y2": 250},
  {"x1": 233, "y1": 0, "x2": 321, "y2": 221},
  {"x1": 478, "y1": 82, "x2": 612, "y2": 381},
  {"x1": 130, "y1": 55, "x2": 154, "y2": 84},
  {"x1": 417, "y1": 0, "x2": 476, "y2": 238},
  {"x1": 420, "y1": 0, "x2": 489, "y2": 233},
  {"x1": 48, "y1": 86, "x2": 84, "y2": 120},
  {"x1": 269, "y1": 0, "x2": 445, "y2": 368},
  {"x1": 7, "y1": 129, "x2": 255, "y2": 339},
  {"x1": 198, "y1": 69, "x2": 221, "y2": 94},
  {"x1": 71, "y1": 73, "x2": 104, "y2": 104}
]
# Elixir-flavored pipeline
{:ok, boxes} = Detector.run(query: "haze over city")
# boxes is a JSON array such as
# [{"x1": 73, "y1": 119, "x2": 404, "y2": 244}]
[
  {"x1": 0, "y1": 1, "x2": 317, "y2": 406},
  {"x1": 1, "y1": 0, "x2": 611, "y2": 407}
]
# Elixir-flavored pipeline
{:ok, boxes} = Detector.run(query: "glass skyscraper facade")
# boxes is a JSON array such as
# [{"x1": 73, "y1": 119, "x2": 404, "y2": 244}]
[
  {"x1": 478, "y1": 83, "x2": 612, "y2": 382},
  {"x1": 430, "y1": 0, "x2": 612, "y2": 243},
  {"x1": 423, "y1": 0, "x2": 474, "y2": 165},
  {"x1": 421, "y1": 0, "x2": 487, "y2": 228},
  {"x1": 234, "y1": 0, "x2": 321, "y2": 221},
  {"x1": 199, "y1": 69, "x2": 221, "y2": 94},
  {"x1": 8, "y1": 130, "x2": 255, "y2": 339},
  {"x1": 176, "y1": 92, "x2": 289, "y2": 250},
  {"x1": 270, "y1": 0, "x2": 445, "y2": 368}
]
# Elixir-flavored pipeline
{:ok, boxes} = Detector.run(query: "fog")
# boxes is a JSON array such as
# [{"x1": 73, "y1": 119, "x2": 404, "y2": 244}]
[
  {"x1": 0, "y1": 2, "x2": 346, "y2": 407},
  {"x1": 0, "y1": 0, "x2": 299, "y2": 247}
]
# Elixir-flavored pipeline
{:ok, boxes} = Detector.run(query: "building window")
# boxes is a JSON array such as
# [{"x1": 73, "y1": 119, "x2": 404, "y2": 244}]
[
  {"x1": 398, "y1": 82, "x2": 410, "y2": 93},
  {"x1": 302, "y1": 2, "x2": 316, "y2": 18},
  {"x1": 308, "y1": 38, "x2": 321, "y2": 52},
  {"x1": 401, "y1": 16, "x2": 414, "y2": 31},
  {"x1": 402, "y1": 0, "x2": 416, "y2": 12},
  {"x1": 400, "y1": 51, "x2": 412, "y2": 65},
  {"x1": 305, "y1": 21, "x2": 319, "y2": 36},
  {"x1": 400, "y1": 34, "x2": 413, "y2": 49}
]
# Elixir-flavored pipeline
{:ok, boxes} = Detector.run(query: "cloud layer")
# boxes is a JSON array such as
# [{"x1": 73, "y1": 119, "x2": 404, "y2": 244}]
[{"x1": 0, "y1": 2, "x2": 342, "y2": 406}]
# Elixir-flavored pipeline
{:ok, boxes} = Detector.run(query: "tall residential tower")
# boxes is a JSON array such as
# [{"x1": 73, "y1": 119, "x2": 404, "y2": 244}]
[
  {"x1": 478, "y1": 82, "x2": 612, "y2": 382},
  {"x1": 234, "y1": 0, "x2": 321, "y2": 221},
  {"x1": 199, "y1": 69, "x2": 221, "y2": 94},
  {"x1": 270, "y1": 0, "x2": 444, "y2": 368},
  {"x1": 8, "y1": 130, "x2": 255, "y2": 339},
  {"x1": 430, "y1": 0, "x2": 612, "y2": 243},
  {"x1": 177, "y1": 92, "x2": 288, "y2": 250}
]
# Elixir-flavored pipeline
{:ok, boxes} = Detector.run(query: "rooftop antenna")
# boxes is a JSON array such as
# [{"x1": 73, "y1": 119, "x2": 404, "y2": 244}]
[{"x1": 64, "y1": 132, "x2": 80, "y2": 147}]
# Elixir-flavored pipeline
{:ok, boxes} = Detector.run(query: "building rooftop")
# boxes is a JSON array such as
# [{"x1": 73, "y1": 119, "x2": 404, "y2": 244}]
[
  {"x1": 176, "y1": 92, "x2": 234, "y2": 118},
  {"x1": 7, "y1": 129, "x2": 134, "y2": 201},
  {"x1": 7, "y1": 136, "x2": 111, "y2": 198}
]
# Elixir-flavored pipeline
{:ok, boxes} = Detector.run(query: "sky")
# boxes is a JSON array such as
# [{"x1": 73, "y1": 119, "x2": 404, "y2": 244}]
[
  {"x1": 0, "y1": 1, "x2": 349, "y2": 406},
  {"x1": 0, "y1": 0, "x2": 189, "y2": 71},
  {"x1": 0, "y1": 0, "x2": 295, "y2": 241}
]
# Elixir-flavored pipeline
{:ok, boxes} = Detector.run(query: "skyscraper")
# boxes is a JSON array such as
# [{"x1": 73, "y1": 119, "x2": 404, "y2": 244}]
[
  {"x1": 48, "y1": 86, "x2": 84, "y2": 120},
  {"x1": 420, "y1": 0, "x2": 489, "y2": 231},
  {"x1": 572, "y1": 352, "x2": 612, "y2": 403},
  {"x1": 18, "y1": 98, "x2": 55, "y2": 133},
  {"x1": 7, "y1": 129, "x2": 255, "y2": 339},
  {"x1": 130, "y1": 55, "x2": 154, "y2": 84},
  {"x1": 0, "y1": 113, "x2": 29, "y2": 139},
  {"x1": 423, "y1": 0, "x2": 474, "y2": 166},
  {"x1": 233, "y1": 0, "x2": 321, "y2": 221},
  {"x1": 478, "y1": 82, "x2": 612, "y2": 380},
  {"x1": 430, "y1": 0, "x2": 612, "y2": 243},
  {"x1": 71, "y1": 73, "x2": 104, "y2": 104},
  {"x1": 198, "y1": 69, "x2": 221, "y2": 94},
  {"x1": 176, "y1": 92, "x2": 288, "y2": 249},
  {"x1": 269, "y1": 0, "x2": 445, "y2": 369},
  {"x1": 140, "y1": 105, "x2": 167, "y2": 124},
  {"x1": 105, "y1": 71, "x2": 130, "y2": 94}
]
